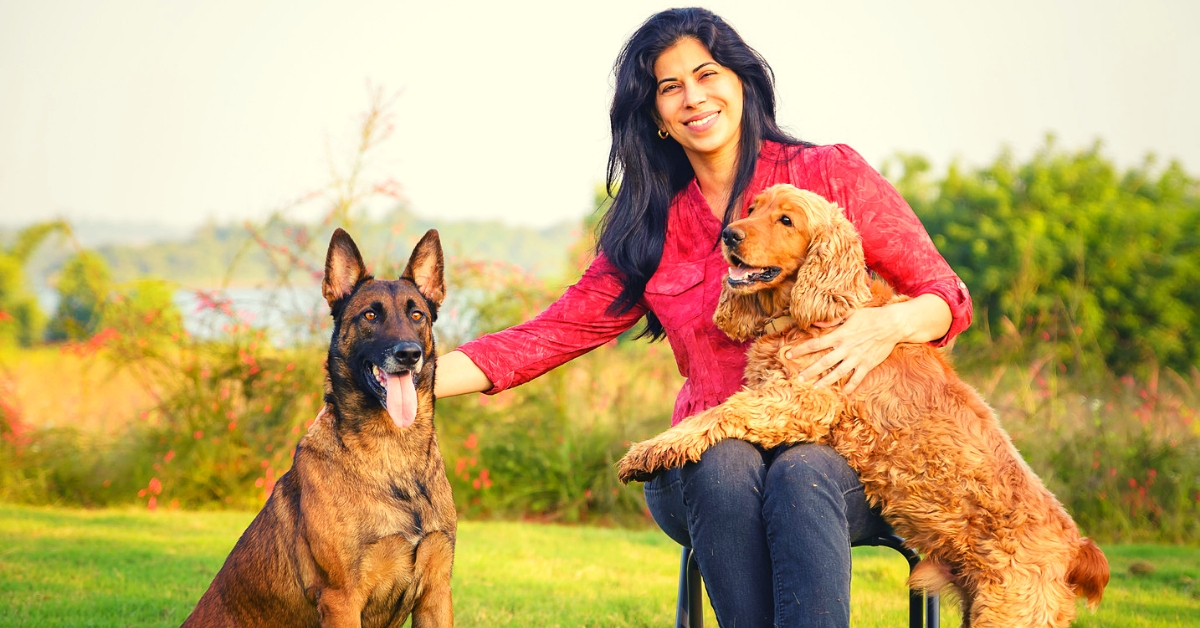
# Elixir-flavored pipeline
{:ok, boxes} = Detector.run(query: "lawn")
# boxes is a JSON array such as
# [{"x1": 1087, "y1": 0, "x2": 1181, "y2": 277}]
[{"x1": 1, "y1": 503, "x2": 1197, "y2": 627}]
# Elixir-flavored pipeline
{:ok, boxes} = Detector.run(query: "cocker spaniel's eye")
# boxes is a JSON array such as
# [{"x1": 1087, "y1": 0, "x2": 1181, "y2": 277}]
[
  {"x1": 779, "y1": 215, "x2": 793, "y2": 227},
  {"x1": 747, "y1": 206, "x2": 756, "y2": 215}
]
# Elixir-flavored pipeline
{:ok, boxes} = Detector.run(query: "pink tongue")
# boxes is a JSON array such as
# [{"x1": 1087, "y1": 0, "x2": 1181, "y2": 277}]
[
  {"x1": 729, "y1": 266, "x2": 754, "y2": 281},
  {"x1": 384, "y1": 372, "x2": 418, "y2": 428}
]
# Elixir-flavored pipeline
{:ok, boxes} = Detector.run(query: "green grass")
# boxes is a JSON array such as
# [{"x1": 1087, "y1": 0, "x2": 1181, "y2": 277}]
[{"x1": 1, "y1": 504, "x2": 1197, "y2": 627}]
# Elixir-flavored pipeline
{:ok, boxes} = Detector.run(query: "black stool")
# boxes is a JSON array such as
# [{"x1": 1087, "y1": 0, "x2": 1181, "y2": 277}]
[{"x1": 675, "y1": 534, "x2": 940, "y2": 628}]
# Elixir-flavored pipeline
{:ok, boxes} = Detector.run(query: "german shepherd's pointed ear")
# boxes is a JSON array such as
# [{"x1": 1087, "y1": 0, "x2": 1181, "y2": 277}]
[
  {"x1": 789, "y1": 197, "x2": 872, "y2": 329},
  {"x1": 402, "y1": 229, "x2": 445, "y2": 306},
  {"x1": 323, "y1": 228, "x2": 370, "y2": 309}
]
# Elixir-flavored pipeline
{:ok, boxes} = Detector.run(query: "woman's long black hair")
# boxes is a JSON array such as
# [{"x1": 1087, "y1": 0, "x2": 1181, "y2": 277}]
[{"x1": 598, "y1": 7, "x2": 808, "y2": 339}]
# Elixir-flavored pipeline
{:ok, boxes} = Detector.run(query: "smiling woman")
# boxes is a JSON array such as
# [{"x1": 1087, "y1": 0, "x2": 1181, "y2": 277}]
[
  {"x1": 652, "y1": 37, "x2": 745, "y2": 206},
  {"x1": 430, "y1": 7, "x2": 972, "y2": 628}
]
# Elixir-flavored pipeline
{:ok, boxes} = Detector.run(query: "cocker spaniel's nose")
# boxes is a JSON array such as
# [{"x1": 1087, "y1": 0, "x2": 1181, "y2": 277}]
[{"x1": 721, "y1": 227, "x2": 745, "y2": 248}]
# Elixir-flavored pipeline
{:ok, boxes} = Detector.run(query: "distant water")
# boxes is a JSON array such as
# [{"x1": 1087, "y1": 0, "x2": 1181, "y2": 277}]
[
  {"x1": 36, "y1": 284, "x2": 474, "y2": 346},
  {"x1": 174, "y1": 286, "x2": 328, "y2": 343}
]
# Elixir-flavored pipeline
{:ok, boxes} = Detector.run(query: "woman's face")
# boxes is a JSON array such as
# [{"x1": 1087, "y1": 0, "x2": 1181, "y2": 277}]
[{"x1": 653, "y1": 37, "x2": 744, "y2": 166}]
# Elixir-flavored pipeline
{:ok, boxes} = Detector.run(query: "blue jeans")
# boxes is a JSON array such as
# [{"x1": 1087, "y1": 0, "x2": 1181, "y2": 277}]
[{"x1": 644, "y1": 440, "x2": 888, "y2": 628}]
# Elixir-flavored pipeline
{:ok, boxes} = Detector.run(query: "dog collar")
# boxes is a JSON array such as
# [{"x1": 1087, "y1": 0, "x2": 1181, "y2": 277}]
[{"x1": 760, "y1": 315, "x2": 796, "y2": 336}]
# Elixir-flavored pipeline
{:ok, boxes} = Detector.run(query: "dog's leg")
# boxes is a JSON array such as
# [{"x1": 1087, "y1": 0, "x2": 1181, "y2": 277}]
[
  {"x1": 618, "y1": 378, "x2": 841, "y2": 483},
  {"x1": 316, "y1": 587, "x2": 365, "y2": 628},
  {"x1": 410, "y1": 532, "x2": 455, "y2": 628},
  {"x1": 965, "y1": 574, "x2": 1076, "y2": 628}
]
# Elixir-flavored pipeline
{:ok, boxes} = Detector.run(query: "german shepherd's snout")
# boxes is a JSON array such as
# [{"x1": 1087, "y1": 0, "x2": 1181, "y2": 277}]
[{"x1": 183, "y1": 228, "x2": 457, "y2": 628}]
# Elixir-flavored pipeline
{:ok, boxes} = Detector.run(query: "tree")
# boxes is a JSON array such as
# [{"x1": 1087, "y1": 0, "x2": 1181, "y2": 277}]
[
  {"x1": 905, "y1": 137, "x2": 1200, "y2": 375},
  {"x1": 47, "y1": 251, "x2": 112, "y2": 341},
  {"x1": 0, "y1": 221, "x2": 70, "y2": 346}
]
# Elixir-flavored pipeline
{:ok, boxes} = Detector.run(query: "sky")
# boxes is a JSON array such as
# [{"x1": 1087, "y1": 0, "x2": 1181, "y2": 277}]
[{"x1": 1, "y1": 0, "x2": 1197, "y2": 233}]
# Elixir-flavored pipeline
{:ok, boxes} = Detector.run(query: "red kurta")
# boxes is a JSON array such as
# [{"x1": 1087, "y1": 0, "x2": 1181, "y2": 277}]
[{"x1": 458, "y1": 142, "x2": 972, "y2": 425}]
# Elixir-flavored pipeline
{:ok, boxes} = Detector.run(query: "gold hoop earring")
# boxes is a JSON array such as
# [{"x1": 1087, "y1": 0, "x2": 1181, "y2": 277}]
[{"x1": 658, "y1": 129, "x2": 669, "y2": 140}]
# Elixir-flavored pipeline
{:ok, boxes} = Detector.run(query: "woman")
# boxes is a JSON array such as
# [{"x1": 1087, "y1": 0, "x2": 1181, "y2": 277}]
[{"x1": 435, "y1": 8, "x2": 971, "y2": 627}]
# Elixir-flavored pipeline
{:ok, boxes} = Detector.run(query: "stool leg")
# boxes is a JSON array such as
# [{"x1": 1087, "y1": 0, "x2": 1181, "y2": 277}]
[
  {"x1": 908, "y1": 589, "x2": 923, "y2": 628},
  {"x1": 676, "y1": 547, "x2": 703, "y2": 628},
  {"x1": 926, "y1": 592, "x2": 940, "y2": 628}
]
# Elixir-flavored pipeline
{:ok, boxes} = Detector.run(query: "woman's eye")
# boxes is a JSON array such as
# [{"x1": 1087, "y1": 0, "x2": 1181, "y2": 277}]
[
  {"x1": 410, "y1": 311, "x2": 423, "y2": 322},
  {"x1": 780, "y1": 215, "x2": 793, "y2": 227},
  {"x1": 364, "y1": 311, "x2": 376, "y2": 321},
  {"x1": 660, "y1": 83, "x2": 678, "y2": 94}
]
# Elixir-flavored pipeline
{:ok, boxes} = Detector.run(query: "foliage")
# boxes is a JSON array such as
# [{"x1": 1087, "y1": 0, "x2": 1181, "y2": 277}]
[
  {"x1": 46, "y1": 250, "x2": 112, "y2": 341},
  {"x1": 893, "y1": 136, "x2": 1200, "y2": 377},
  {"x1": 132, "y1": 336, "x2": 323, "y2": 510},
  {"x1": 436, "y1": 339, "x2": 679, "y2": 526},
  {"x1": 971, "y1": 355, "x2": 1200, "y2": 544},
  {"x1": 0, "y1": 220, "x2": 70, "y2": 347}
]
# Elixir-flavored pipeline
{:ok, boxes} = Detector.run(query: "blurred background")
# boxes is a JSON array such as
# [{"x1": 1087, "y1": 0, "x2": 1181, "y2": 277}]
[{"x1": 1, "y1": 0, "x2": 1198, "y2": 545}]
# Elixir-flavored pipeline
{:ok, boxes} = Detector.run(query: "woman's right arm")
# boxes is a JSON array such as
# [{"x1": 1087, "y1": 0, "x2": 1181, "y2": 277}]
[
  {"x1": 434, "y1": 350, "x2": 493, "y2": 398},
  {"x1": 435, "y1": 253, "x2": 647, "y2": 399}
]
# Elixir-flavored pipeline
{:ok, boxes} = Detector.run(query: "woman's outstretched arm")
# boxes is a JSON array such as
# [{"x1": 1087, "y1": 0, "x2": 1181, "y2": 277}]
[{"x1": 434, "y1": 350, "x2": 493, "y2": 398}]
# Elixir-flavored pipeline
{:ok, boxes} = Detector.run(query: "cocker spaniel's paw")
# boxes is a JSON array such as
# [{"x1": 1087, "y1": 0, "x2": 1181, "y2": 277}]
[
  {"x1": 617, "y1": 441, "x2": 665, "y2": 484},
  {"x1": 617, "y1": 435, "x2": 706, "y2": 484}
]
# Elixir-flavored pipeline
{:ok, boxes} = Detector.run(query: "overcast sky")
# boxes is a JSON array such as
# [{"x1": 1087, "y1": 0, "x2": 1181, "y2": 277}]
[{"x1": 2, "y1": 0, "x2": 1197, "y2": 231}]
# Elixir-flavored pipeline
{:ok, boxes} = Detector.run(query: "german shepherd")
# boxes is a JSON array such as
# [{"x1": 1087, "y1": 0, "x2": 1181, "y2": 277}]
[{"x1": 183, "y1": 228, "x2": 456, "y2": 628}]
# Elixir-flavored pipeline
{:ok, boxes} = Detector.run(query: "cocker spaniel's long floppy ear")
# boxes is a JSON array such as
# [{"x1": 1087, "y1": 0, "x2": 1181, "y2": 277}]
[
  {"x1": 789, "y1": 197, "x2": 872, "y2": 329},
  {"x1": 714, "y1": 288, "x2": 770, "y2": 342}
]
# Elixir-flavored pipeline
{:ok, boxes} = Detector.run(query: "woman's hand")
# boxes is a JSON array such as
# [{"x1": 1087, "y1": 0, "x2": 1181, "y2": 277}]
[{"x1": 786, "y1": 293, "x2": 953, "y2": 395}]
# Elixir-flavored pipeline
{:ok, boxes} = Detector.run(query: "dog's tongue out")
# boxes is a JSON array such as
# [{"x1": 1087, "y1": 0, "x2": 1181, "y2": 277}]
[{"x1": 383, "y1": 371, "x2": 418, "y2": 428}]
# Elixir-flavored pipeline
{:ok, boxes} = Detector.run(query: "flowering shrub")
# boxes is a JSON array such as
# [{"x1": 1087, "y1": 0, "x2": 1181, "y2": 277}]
[{"x1": 125, "y1": 310, "x2": 324, "y2": 510}]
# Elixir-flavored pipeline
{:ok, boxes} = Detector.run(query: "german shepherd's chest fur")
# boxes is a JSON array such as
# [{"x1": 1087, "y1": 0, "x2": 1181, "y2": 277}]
[{"x1": 183, "y1": 229, "x2": 456, "y2": 628}]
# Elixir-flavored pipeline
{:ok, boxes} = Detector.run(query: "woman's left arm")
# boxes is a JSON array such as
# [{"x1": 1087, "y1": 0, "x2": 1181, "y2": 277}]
[
  {"x1": 788, "y1": 144, "x2": 971, "y2": 394},
  {"x1": 791, "y1": 293, "x2": 950, "y2": 393}
]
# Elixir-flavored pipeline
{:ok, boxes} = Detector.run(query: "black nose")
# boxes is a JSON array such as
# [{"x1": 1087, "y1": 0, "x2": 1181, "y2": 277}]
[
  {"x1": 391, "y1": 342, "x2": 423, "y2": 368},
  {"x1": 721, "y1": 227, "x2": 744, "y2": 248}
]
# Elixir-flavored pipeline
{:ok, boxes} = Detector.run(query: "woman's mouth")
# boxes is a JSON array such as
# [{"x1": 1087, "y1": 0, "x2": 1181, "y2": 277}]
[{"x1": 684, "y1": 112, "x2": 719, "y2": 131}]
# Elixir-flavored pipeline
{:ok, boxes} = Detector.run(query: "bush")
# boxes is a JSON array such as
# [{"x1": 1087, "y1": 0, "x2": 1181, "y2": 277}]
[{"x1": 893, "y1": 138, "x2": 1200, "y2": 377}]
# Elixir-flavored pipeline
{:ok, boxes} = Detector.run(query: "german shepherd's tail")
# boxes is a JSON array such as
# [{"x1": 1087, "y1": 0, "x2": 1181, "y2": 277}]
[{"x1": 1069, "y1": 537, "x2": 1109, "y2": 611}]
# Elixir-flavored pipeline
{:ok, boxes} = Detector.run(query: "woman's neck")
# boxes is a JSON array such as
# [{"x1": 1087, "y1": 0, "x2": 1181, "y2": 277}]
[
  {"x1": 688, "y1": 142, "x2": 742, "y2": 221},
  {"x1": 691, "y1": 139, "x2": 753, "y2": 220}
]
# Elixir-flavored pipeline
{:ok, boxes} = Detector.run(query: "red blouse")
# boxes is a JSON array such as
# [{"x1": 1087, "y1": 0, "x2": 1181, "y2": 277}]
[{"x1": 458, "y1": 142, "x2": 972, "y2": 426}]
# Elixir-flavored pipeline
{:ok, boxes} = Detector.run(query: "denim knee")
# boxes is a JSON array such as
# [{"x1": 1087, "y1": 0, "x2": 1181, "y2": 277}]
[
  {"x1": 764, "y1": 443, "x2": 886, "y2": 543},
  {"x1": 679, "y1": 439, "x2": 766, "y2": 507},
  {"x1": 766, "y1": 443, "x2": 858, "y2": 495}
]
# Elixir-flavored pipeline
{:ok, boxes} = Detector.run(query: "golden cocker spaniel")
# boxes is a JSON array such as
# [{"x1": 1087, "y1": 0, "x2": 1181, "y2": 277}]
[{"x1": 617, "y1": 184, "x2": 1109, "y2": 628}]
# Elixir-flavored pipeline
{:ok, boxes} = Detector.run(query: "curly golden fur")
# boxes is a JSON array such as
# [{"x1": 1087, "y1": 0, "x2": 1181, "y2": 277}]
[{"x1": 617, "y1": 184, "x2": 1109, "y2": 627}]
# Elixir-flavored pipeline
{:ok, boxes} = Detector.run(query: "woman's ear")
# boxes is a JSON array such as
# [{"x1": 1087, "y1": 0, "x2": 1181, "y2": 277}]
[
  {"x1": 714, "y1": 288, "x2": 769, "y2": 341},
  {"x1": 789, "y1": 205, "x2": 872, "y2": 329}
]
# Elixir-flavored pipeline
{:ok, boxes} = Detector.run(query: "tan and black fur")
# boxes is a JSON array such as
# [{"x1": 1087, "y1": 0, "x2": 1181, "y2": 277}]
[
  {"x1": 183, "y1": 228, "x2": 456, "y2": 628},
  {"x1": 617, "y1": 185, "x2": 1109, "y2": 627}
]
